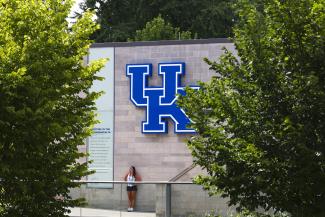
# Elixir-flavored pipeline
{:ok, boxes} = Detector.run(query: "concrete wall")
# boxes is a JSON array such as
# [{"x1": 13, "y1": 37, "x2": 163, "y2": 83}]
[{"x1": 72, "y1": 39, "x2": 237, "y2": 216}]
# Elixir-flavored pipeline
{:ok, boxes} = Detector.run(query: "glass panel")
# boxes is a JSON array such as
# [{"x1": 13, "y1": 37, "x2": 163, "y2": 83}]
[
  {"x1": 121, "y1": 183, "x2": 156, "y2": 217},
  {"x1": 170, "y1": 184, "x2": 236, "y2": 217},
  {"x1": 69, "y1": 183, "x2": 156, "y2": 217},
  {"x1": 68, "y1": 182, "x2": 237, "y2": 217}
]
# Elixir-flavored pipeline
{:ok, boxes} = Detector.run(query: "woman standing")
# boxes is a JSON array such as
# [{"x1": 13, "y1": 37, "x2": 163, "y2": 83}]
[{"x1": 124, "y1": 166, "x2": 141, "y2": 212}]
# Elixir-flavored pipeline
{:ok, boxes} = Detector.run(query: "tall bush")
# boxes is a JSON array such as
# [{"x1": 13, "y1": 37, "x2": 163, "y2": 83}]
[
  {"x1": 0, "y1": 0, "x2": 105, "y2": 216},
  {"x1": 178, "y1": 0, "x2": 325, "y2": 216}
]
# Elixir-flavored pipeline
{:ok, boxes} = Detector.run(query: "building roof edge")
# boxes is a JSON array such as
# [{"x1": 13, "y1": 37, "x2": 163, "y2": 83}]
[{"x1": 90, "y1": 38, "x2": 232, "y2": 48}]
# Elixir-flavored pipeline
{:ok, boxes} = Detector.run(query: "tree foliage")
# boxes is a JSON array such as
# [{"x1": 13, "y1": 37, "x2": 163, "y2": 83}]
[
  {"x1": 0, "y1": 0, "x2": 105, "y2": 216},
  {"x1": 178, "y1": 0, "x2": 325, "y2": 216},
  {"x1": 131, "y1": 15, "x2": 192, "y2": 41},
  {"x1": 81, "y1": 0, "x2": 235, "y2": 42}
]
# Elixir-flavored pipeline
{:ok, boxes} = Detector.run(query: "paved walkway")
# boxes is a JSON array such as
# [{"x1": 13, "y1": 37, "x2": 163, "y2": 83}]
[{"x1": 69, "y1": 207, "x2": 156, "y2": 217}]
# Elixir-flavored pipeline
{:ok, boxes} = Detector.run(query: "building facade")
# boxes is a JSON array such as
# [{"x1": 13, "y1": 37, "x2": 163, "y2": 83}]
[{"x1": 73, "y1": 39, "x2": 236, "y2": 216}]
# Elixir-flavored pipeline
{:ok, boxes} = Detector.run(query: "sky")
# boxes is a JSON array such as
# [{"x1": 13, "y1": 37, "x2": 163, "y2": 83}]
[
  {"x1": 68, "y1": 0, "x2": 85, "y2": 24},
  {"x1": 71, "y1": 0, "x2": 84, "y2": 15}
]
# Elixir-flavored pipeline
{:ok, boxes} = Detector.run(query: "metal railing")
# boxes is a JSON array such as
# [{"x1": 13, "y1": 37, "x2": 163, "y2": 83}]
[
  {"x1": 0, "y1": 180, "x2": 232, "y2": 217},
  {"x1": 74, "y1": 180, "x2": 193, "y2": 184},
  {"x1": 68, "y1": 180, "x2": 232, "y2": 217},
  {"x1": 169, "y1": 164, "x2": 196, "y2": 182},
  {"x1": 72, "y1": 180, "x2": 193, "y2": 217}
]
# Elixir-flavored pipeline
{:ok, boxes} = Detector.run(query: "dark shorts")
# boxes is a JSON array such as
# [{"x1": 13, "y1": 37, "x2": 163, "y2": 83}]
[{"x1": 127, "y1": 186, "x2": 137, "y2": 191}]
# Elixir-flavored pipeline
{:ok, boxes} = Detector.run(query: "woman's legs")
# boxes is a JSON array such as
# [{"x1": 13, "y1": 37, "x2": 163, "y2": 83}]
[
  {"x1": 127, "y1": 191, "x2": 132, "y2": 209},
  {"x1": 131, "y1": 191, "x2": 136, "y2": 209}
]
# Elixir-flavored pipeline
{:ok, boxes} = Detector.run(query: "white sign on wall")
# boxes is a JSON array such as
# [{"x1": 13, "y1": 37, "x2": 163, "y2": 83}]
[{"x1": 87, "y1": 47, "x2": 114, "y2": 188}]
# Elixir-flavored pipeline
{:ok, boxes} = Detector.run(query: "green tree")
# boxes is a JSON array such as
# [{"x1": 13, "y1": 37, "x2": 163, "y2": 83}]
[
  {"x1": 80, "y1": 0, "x2": 141, "y2": 42},
  {"x1": 0, "y1": 0, "x2": 105, "y2": 216},
  {"x1": 81, "y1": 0, "x2": 235, "y2": 42},
  {"x1": 178, "y1": 0, "x2": 325, "y2": 216},
  {"x1": 132, "y1": 15, "x2": 192, "y2": 41},
  {"x1": 157, "y1": 0, "x2": 234, "y2": 39}
]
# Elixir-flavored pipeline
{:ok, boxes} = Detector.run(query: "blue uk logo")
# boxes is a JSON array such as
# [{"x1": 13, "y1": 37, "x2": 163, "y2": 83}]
[{"x1": 126, "y1": 62, "x2": 199, "y2": 134}]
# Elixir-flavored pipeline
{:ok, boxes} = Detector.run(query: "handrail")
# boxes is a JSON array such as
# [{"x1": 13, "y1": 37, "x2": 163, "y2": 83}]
[
  {"x1": 169, "y1": 163, "x2": 196, "y2": 182},
  {"x1": 73, "y1": 180, "x2": 194, "y2": 184},
  {"x1": 0, "y1": 180, "x2": 195, "y2": 184}
]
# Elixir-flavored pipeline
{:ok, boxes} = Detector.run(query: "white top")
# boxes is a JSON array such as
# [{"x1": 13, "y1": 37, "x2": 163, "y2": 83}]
[{"x1": 127, "y1": 174, "x2": 135, "y2": 187}]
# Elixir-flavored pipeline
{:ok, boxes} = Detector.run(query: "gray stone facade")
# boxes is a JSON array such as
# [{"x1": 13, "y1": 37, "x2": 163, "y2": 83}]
[
  {"x1": 72, "y1": 39, "x2": 237, "y2": 216},
  {"x1": 113, "y1": 41, "x2": 235, "y2": 182}
]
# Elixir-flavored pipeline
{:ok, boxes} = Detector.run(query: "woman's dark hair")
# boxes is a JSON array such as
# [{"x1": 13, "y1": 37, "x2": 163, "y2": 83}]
[{"x1": 131, "y1": 166, "x2": 136, "y2": 176}]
